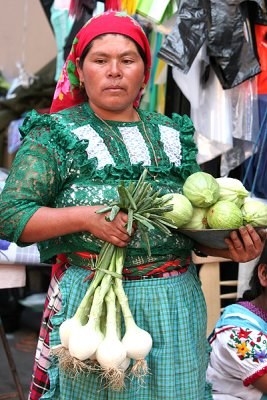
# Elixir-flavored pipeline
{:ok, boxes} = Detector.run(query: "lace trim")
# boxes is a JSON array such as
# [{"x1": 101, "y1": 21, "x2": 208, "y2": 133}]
[
  {"x1": 159, "y1": 125, "x2": 182, "y2": 166},
  {"x1": 72, "y1": 124, "x2": 115, "y2": 169},
  {"x1": 243, "y1": 365, "x2": 267, "y2": 386},
  {"x1": 119, "y1": 125, "x2": 151, "y2": 165}
]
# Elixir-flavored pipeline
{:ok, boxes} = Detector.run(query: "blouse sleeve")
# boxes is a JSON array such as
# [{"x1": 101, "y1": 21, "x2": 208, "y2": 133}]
[
  {"x1": 0, "y1": 132, "x2": 62, "y2": 245},
  {"x1": 210, "y1": 326, "x2": 267, "y2": 387}
]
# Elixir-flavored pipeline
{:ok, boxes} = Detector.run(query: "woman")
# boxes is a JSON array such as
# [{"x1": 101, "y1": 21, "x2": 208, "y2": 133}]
[
  {"x1": 0, "y1": 11, "x2": 263, "y2": 400},
  {"x1": 206, "y1": 245, "x2": 267, "y2": 400}
]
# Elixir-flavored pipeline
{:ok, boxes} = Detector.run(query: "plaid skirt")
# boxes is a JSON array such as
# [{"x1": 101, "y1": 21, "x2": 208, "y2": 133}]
[{"x1": 29, "y1": 264, "x2": 212, "y2": 400}]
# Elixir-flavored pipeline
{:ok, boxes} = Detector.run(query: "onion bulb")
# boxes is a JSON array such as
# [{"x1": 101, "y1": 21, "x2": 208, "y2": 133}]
[
  {"x1": 68, "y1": 287, "x2": 104, "y2": 360},
  {"x1": 96, "y1": 287, "x2": 127, "y2": 369},
  {"x1": 59, "y1": 315, "x2": 83, "y2": 349}
]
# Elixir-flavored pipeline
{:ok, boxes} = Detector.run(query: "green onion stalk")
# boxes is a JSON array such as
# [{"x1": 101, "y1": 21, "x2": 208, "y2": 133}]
[{"x1": 53, "y1": 169, "x2": 178, "y2": 390}]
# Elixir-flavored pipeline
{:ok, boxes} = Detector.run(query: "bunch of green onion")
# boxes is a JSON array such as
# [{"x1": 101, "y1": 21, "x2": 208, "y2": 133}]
[{"x1": 53, "y1": 169, "x2": 177, "y2": 390}]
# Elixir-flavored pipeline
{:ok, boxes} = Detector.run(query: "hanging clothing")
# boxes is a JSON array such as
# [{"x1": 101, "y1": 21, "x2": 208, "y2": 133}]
[
  {"x1": 242, "y1": 24, "x2": 267, "y2": 198},
  {"x1": 50, "y1": 1, "x2": 74, "y2": 80},
  {"x1": 141, "y1": 30, "x2": 168, "y2": 114},
  {"x1": 255, "y1": 24, "x2": 267, "y2": 95},
  {"x1": 136, "y1": 0, "x2": 177, "y2": 24}
]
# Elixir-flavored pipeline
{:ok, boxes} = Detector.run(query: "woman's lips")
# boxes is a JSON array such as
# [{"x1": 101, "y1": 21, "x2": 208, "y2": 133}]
[{"x1": 104, "y1": 86, "x2": 124, "y2": 92}]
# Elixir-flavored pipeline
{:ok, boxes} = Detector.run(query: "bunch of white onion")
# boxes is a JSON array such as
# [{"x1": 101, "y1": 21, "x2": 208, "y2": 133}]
[{"x1": 52, "y1": 169, "x2": 177, "y2": 390}]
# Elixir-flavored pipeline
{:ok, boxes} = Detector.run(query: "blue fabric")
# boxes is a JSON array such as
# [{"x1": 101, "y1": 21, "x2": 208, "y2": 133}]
[
  {"x1": 243, "y1": 94, "x2": 267, "y2": 198},
  {"x1": 215, "y1": 303, "x2": 267, "y2": 332}
]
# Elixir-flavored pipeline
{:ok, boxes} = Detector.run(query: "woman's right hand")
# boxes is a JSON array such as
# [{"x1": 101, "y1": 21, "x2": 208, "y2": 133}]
[
  {"x1": 86, "y1": 206, "x2": 135, "y2": 247},
  {"x1": 19, "y1": 205, "x2": 135, "y2": 246}
]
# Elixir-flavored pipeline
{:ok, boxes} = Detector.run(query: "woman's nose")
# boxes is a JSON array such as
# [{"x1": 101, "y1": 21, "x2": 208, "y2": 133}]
[{"x1": 107, "y1": 60, "x2": 122, "y2": 77}]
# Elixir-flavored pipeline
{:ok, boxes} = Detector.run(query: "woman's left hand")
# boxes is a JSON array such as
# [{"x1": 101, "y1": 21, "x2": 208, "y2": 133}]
[
  {"x1": 224, "y1": 225, "x2": 266, "y2": 263},
  {"x1": 196, "y1": 225, "x2": 266, "y2": 262}
]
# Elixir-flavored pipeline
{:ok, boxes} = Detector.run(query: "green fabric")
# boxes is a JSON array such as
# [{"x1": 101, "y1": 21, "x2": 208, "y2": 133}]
[
  {"x1": 43, "y1": 265, "x2": 212, "y2": 400},
  {"x1": 0, "y1": 102, "x2": 200, "y2": 265}
]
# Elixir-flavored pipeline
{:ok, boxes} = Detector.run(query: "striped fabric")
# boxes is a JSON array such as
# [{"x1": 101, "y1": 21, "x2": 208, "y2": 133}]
[
  {"x1": 29, "y1": 265, "x2": 67, "y2": 399},
  {"x1": 30, "y1": 263, "x2": 212, "y2": 400},
  {"x1": 66, "y1": 251, "x2": 191, "y2": 280}
]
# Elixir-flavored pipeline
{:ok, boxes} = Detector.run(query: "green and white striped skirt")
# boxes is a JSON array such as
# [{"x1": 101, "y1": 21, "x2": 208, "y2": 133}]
[{"x1": 42, "y1": 264, "x2": 212, "y2": 400}]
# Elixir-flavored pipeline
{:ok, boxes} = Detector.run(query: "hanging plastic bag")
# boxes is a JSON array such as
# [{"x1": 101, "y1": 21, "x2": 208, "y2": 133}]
[
  {"x1": 229, "y1": 77, "x2": 259, "y2": 142},
  {"x1": 158, "y1": 0, "x2": 208, "y2": 70},
  {"x1": 6, "y1": 63, "x2": 37, "y2": 99}
]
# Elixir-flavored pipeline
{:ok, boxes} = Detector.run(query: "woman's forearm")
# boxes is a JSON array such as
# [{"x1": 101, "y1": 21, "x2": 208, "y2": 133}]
[
  {"x1": 19, "y1": 205, "x2": 131, "y2": 248},
  {"x1": 196, "y1": 244, "x2": 231, "y2": 259},
  {"x1": 19, "y1": 206, "x2": 92, "y2": 242}
]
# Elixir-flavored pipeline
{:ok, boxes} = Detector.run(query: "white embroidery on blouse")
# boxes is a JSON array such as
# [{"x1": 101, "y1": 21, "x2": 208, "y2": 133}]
[
  {"x1": 72, "y1": 124, "x2": 115, "y2": 169},
  {"x1": 119, "y1": 126, "x2": 151, "y2": 166},
  {"x1": 159, "y1": 125, "x2": 182, "y2": 166}
]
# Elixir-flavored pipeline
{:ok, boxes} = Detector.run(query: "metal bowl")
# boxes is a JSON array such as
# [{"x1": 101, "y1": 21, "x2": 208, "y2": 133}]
[{"x1": 178, "y1": 227, "x2": 266, "y2": 249}]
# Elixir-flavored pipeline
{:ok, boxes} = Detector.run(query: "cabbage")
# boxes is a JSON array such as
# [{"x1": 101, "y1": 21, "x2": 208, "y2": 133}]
[
  {"x1": 183, "y1": 172, "x2": 220, "y2": 208},
  {"x1": 182, "y1": 207, "x2": 208, "y2": 229},
  {"x1": 216, "y1": 177, "x2": 249, "y2": 208},
  {"x1": 241, "y1": 199, "x2": 267, "y2": 227},
  {"x1": 161, "y1": 193, "x2": 193, "y2": 228},
  {"x1": 207, "y1": 200, "x2": 243, "y2": 229}
]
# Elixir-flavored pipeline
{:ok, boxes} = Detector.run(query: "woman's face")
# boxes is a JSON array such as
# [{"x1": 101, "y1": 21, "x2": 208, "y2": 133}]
[{"x1": 76, "y1": 34, "x2": 146, "y2": 118}]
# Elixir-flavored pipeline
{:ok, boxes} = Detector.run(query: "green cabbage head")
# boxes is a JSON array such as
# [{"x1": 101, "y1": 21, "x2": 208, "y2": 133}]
[
  {"x1": 216, "y1": 177, "x2": 249, "y2": 208},
  {"x1": 183, "y1": 172, "x2": 220, "y2": 208},
  {"x1": 161, "y1": 193, "x2": 193, "y2": 228},
  {"x1": 241, "y1": 199, "x2": 267, "y2": 227},
  {"x1": 207, "y1": 200, "x2": 243, "y2": 229},
  {"x1": 182, "y1": 207, "x2": 208, "y2": 229}
]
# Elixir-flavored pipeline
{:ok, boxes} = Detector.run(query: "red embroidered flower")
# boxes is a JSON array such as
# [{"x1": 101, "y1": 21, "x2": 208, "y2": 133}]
[{"x1": 238, "y1": 328, "x2": 252, "y2": 339}]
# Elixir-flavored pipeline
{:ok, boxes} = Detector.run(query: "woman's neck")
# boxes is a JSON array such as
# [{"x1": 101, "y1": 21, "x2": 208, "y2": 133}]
[
  {"x1": 252, "y1": 295, "x2": 267, "y2": 313},
  {"x1": 88, "y1": 102, "x2": 140, "y2": 122}
]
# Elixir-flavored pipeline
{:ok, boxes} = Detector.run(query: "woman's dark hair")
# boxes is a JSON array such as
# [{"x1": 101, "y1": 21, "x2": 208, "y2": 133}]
[
  {"x1": 241, "y1": 244, "x2": 267, "y2": 301},
  {"x1": 78, "y1": 33, "x2": 147, "y2": 69}
]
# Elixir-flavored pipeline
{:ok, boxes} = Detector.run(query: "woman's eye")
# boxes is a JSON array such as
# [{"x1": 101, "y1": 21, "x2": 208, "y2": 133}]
[
  {"x1": 122, "y1": 59, "x2": 134, "y2": 64},
  {"x1": 95, "y1": 59, "x2": 106, "y2": 64}
]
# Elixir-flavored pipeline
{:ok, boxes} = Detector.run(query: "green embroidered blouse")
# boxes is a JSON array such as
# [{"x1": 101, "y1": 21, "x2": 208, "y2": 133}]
[{"x1": 0, "y1": 103, "x2": 200, "y2": 265}]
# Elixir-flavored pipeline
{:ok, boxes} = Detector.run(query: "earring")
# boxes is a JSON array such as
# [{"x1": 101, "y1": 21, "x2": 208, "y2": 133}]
[{"x1": 80, "y1": 81, "x2": 85, "y2": 90}]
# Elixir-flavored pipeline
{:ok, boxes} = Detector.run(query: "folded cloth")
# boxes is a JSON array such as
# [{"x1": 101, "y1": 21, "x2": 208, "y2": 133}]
[{"x1": 0, "y1": 264, "x2": 26, "y2": 288}]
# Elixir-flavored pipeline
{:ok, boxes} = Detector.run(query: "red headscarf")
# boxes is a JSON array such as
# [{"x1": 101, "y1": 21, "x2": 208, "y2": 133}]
[{"x1": 50, "y1": 11, "x2": 152, "y2": 113}]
